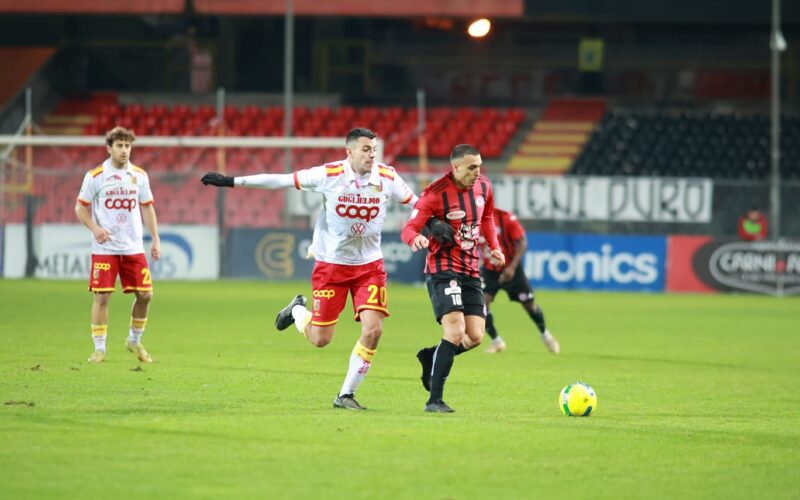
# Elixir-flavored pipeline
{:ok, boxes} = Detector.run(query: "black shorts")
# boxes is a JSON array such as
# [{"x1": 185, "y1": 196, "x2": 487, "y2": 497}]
[
  {"x1": 425, "y1": 270, "x2": 486, "y2": 323},
  {"x1": 481, "y1": 266, "x2": 535, "y2": 303}
]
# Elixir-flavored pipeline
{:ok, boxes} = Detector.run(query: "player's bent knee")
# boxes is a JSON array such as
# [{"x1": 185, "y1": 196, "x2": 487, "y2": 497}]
[
  {"x1": 360, "y1": 324, "x2": 382, "y2": 343},
  {"x1": 311, "y1": 337, "x2": 332, "y2": 348}
]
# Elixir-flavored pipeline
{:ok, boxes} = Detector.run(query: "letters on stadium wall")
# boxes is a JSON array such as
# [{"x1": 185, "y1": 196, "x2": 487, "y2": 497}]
[
  {"x1": 227, "y1": 228, "x2": 425, "y2": 283},
  {"x1": 1, "y1": 224, "x2": 218, "y2": 280},
  {"x1": 524, "y1": 232, "x2": 667, "y2": 292},
  {"x1": 492, "y1": 176, "x2": 712, "y2": 223},
  {"x1": 287, "y1": 175, "x2": 712, "y2": 224},
  {"x1": 667, "y1": 235, "x2": 800, "y2": 296}
]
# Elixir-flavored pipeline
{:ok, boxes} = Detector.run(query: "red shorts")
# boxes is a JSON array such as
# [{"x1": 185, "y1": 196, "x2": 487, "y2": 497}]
[
  {"x1": 89, "y1": 254, "x2": 153, "y2": 293},
  {"x1": 310, "y1": 259, "x2": 388, "y2": 326}
]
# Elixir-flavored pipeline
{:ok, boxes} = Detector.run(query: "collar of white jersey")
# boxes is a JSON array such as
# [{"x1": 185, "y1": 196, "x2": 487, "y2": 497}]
[
  {"x1": 103, "y1": 158, "x2": 134, "y2": 175},
  {"x1": 343, "y1": 159, "x2": 382, "y2": 186}
]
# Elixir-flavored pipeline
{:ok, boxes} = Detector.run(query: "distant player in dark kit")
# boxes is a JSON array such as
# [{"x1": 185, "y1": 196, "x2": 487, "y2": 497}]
[
  {"x1": 480, "y1": 208, "x2": 560, "y2": 354},
  {"x1": 401, "y1": 144, "x2": 504, "y2": 413}
]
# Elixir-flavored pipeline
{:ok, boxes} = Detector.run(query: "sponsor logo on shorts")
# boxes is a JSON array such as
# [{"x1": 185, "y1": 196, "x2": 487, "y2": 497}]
[
  {"x1": 336, "y1": 204, "x2": 380, "y2": 221},
  {"x1": 446, "y1": 210, "x2": 466, "y2": 220},
  {"x1": 313, "y1": 289, "x2": 336, "y2": 298},
  {"x1": 444, "y1": 281, "x2": 461, "y2": 295},
  {"x1": 93, "y1": 262, "x2": 111, "y2": 271}
]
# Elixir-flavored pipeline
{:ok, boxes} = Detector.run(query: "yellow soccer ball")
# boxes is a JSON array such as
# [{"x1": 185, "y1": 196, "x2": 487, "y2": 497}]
[{"x1": 559, "y1": 382, "x2": 597, "y2": 416}]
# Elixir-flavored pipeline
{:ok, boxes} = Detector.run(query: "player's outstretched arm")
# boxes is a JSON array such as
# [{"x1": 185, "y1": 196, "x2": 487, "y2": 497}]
[
  {"x1": 202, "y1": 172, "x2": 298, "y2": 190},
  {"x1": 201, "y1": 172, "x2": 234, "y2": 187}
]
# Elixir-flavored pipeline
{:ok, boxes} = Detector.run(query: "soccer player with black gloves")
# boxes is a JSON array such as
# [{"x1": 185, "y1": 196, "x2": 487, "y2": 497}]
[
  {"x1": 401, "y1": 144, "x2": 504, "y2": 413},
  {"x1": 202, "y1": 128, "x2": 418, "y2": 412}
]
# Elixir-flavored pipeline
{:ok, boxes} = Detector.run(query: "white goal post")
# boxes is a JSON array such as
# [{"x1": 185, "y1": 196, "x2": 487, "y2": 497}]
[{"x1": 0, "y1": 135, "x2": 384, "y2": 163}]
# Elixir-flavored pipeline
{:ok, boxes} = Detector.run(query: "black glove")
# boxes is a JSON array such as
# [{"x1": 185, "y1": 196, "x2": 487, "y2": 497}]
[
  {"x1": 426, "y1": 217, "x2": 456, "y2": 246},
  {"x1": 201, "y1": 172, "x2": 234, "y2": 187}
]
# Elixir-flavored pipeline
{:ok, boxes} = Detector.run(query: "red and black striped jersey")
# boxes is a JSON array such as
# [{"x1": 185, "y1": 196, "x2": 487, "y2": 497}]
[
  {"x1": 482, "y1": 208, "x2": 526, "y2": 272},
  {"x1": 402, "y1": 172, "x2": 500, "y2": 277}
]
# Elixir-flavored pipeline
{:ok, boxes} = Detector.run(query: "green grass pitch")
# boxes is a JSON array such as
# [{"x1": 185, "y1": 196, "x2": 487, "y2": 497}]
[{"x1": 1, "y1": 279, "x2": 799, "y2": 499}]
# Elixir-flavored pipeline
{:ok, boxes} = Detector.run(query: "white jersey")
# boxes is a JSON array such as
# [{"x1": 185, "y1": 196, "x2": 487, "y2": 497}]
[
  {"x1": 295, "y1": 160, "x2": 416, "y2": 265},
  {"x1": 77, "y1": 159, "x2": 154, "y2": 255}
]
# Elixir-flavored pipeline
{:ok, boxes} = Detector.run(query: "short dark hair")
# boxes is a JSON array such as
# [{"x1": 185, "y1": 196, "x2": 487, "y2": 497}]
[
  {"x1": 105, "y1": 126, "x2": 136, "y2": 146},
  {"x1": 450, "y1": 144, "x2": 480, "y2": 162},
  {"x1": 346, "y1": 127, "x2": 377, "y2": 145}
]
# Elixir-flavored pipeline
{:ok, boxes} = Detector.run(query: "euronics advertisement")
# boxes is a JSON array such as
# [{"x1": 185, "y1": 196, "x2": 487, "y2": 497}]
[
  {"x1": 2, "y1": 224, "x2": 219, "y2": 280},
  {"x1": 523, "y1": 233, "x2": 667, "y2": 292}
]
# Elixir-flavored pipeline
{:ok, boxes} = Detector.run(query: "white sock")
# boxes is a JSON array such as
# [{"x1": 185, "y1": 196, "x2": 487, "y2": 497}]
[
  {"x1": 494, "y1": 336, "x2": 505, "y2": 344},
  {"x1": 128, "y1": 317, "x2": 147, "y2": 345},
  {"x1": 338, "y1": 342, "x2": 375, "y2": 397},
  {"x1": 93, "y1": 336, "x2": 107, "y2": 352},
  {"x1": 91, "y1": 324, "x2": 107, "y2": 352},
  {"x1": 291, "y1": 305, "x2": 312, "y2": 334}
]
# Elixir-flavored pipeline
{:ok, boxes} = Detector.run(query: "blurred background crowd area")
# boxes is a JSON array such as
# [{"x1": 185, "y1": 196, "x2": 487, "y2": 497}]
[{"x1": 1, "y1": 0, "x2": 799, "y2": 237}]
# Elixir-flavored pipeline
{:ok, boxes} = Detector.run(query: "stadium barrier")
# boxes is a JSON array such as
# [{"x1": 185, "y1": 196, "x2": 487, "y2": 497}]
[
  {"x1": 2, "y1": 224, "x2": 218, "y2": 279},
  {"x1": 666, "y1": 236, "x2": 800, "y2": 296},
  {"x1": 522, "y1": 233, "x2": 667, "y2": 292},
  {"x1": 226, "y1": 228, "x2": 425, "y2": 283},
  {"x1": 3, "y1": 223, "x2": 797, "y2": 295}
]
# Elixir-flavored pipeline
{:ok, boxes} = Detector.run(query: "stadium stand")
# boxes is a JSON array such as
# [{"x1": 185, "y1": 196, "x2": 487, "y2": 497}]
[
  {"x1": 5, "y1": 96, "x2": 525, "y2": 226},
  {"x1": 571, "y1": 110, "x2": 800, "y2": 180},
  {"x1": 508, "y1": 99, "x2": 606, "y2": 175}
]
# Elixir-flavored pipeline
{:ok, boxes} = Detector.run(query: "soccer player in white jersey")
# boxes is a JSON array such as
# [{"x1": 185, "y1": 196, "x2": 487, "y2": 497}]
[
  {"x1": 201, "y1": 127, "x2": 417, "y2": 410},
  {"x1": 75, "y1": 127, "x2": 161, "y2": 364}
]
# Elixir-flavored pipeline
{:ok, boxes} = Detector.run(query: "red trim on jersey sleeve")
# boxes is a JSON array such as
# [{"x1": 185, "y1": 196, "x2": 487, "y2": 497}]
[
  {"x1": 140, "y1": 200, "x2": 154, "y2": 206},
  {"x1": 293, "y1": 172, "x2": 301, "y2": 190},
  {"x1": 77, "y1": 197, "x2": 91, "y2": 206},
  {"x1": 480, "y1": 184, "x2": 501, "y2": 252},
  {"x1": 400, "y1": 193, "x2": 414, "y2": 204}
]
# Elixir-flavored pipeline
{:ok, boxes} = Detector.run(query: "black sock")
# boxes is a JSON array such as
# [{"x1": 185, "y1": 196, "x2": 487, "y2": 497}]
[
  {"x1": 485, "y1": 311, "x2": 498, "y2": 340},
  {"x1": 527, "y1": 306, "x2": 546, "y2": 333},
  {"x1": 428, "y1": 339, "x2": 459, "y2": 404},
  {"x1": 455, "y1": 339, "x2": 480, "y2": 355}
]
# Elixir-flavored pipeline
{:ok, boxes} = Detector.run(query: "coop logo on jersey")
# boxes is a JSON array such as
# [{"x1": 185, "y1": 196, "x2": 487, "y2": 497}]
[
  {"x1": 105, "y1": 198, "x2": 137, "y2": 211},
  {"x1": 525, "y1": 233, "x2": 666, "y2": 291},
  {"x1": 336, "y1": 204, "x2": 380, "y2": 221},
  {"x1": 697, "y1": 240, "x2": 800, "y2": 296}
]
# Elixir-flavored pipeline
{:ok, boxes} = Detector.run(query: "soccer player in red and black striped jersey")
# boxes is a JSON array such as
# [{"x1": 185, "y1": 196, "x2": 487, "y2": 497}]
[
  {"x1": 401, "y1": 144, "x2": 504, "y2": 413},
  {"x1": 480, "y1": 208, "x2": 560, "y2": 355}
]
